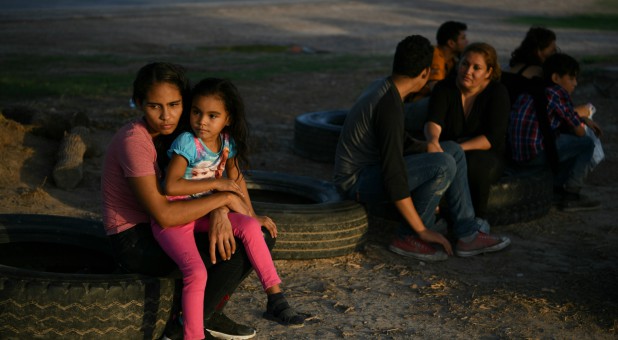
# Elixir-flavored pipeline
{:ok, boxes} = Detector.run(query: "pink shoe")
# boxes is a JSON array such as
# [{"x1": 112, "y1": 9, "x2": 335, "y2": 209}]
[
  {"x1": 455, "y1": 232, "x2": 511, "y2": 257},
  {"x1": 388, "y1": 235, "x2": 448, "y2": 262}
]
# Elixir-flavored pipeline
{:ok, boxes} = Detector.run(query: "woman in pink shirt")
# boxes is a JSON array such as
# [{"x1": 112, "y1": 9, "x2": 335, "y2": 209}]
[{"x1": 101, "y1": 62, "x2": 264, "y2": 339}]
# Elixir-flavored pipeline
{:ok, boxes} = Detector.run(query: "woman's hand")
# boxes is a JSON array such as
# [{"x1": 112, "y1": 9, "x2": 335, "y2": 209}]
[
  {"x1": 225, "y1": 192, "x2": 251, "y2": 216},
  {"x1": 417, "y1": 229, "x2": 453, "y2": 255},
  {"x1": 256, "y1": 215, "x2": 277, "y2": 238},
  {"x1": 424, "y1": 122, "x2": 443, "y2": 153},
  {"x1": 208, "y1": 207, "x2": 236, "y2": 264}
]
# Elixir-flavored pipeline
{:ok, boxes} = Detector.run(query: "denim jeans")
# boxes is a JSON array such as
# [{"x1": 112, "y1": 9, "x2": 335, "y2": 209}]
[
  {"x1": 347, "y1": 141, "x2": 483, "y2": 240},
  {"x1": 438, "y1": 142, "x2": 488, "y2": 239},
  {"x1": 524, "y1": 133, "x2": 594, "y2": 192}
]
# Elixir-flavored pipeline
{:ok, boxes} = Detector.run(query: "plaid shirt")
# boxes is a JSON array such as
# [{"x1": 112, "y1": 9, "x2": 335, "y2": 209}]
[{"x1": 508, "y1": 84, "x2": 582, "y2": 162}]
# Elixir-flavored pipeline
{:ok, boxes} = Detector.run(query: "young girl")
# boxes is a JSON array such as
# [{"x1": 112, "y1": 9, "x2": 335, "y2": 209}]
[{"x1": 151, "y1": 78, "x2": 306, "y2": 340}]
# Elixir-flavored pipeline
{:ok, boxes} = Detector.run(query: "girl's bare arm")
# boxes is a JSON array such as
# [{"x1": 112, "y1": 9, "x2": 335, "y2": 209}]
[
  {"x1": 128, "y1": 174, "x2": 245, "y2": 228},
  {"x1": 164, "y1": 153, "x2": 244, "y2": 197}
]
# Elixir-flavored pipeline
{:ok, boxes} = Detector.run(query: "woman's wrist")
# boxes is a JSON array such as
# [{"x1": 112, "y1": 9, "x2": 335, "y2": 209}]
[{"x1": 212, "y1": 205, "x2": 230, "y2": 215}]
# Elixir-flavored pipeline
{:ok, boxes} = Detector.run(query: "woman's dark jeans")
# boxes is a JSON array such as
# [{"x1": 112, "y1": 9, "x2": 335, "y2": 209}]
[
  {"x1": 109, "y1": 222, "x2": 275, "y2": 319},
  {"x1": 465, "y1": 149, "x2": 505, "y2": 218}
]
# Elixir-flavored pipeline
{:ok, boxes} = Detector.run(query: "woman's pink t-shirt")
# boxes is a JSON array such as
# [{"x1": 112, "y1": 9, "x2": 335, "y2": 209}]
[{"x1": 101, "y1": 119, "x2": 160, "y2": 235}]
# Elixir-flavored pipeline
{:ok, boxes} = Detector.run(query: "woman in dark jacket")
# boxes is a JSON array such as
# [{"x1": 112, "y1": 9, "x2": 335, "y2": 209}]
[{"x1": 424, "y1": 42, "x2": 510, "y2": 218}]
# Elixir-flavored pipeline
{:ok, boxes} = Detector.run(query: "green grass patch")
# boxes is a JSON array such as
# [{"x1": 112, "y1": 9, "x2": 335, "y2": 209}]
[
  {"x1": 579, "y1": 54, "x2": 618, "y2": 65},
  {"x1": 508, "y1": 14, "x2": 618, "y2": 31},
  {"x1": 186, "y1": 53, "x2": 388, "y2": 81},
  {"x1": 0, "y1": 51, "x2": 390, "y2": 102},
  {"x1": 0, "y1": 54, "x2": 138, "y2": 100},
  {"x1": 199, "y1": 44, "x2": 292, "y2": 54},
  {"x1": 0, "y1": 73, "x2": 131, "y2": 100}
]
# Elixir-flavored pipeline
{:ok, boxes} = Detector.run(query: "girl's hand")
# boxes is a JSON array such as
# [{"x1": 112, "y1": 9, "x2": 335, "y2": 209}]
[
  {"x1": 213, "y1": 178, "x2": 244, "y2": 197},
  {"x1": 256, "y1": 215, "x2": 277, "y2": 238},
  {"x1": 209, "y1": 207, "x2": 236, "y2": 263},
  {"x1": 417, "y1": 229, "x2": 453, "y2": 255}
]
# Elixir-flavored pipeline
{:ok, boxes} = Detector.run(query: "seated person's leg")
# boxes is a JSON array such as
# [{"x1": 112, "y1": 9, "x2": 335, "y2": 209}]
[
  {"x1": 200, "y1": 230, "x2": 275, "y2": 338},
  {"x1": 387, "y1": 152, "x2": 456, "y2": 262},
  {"x1": 555, "y1": 134, "x2": 595, "y2": 192},
  {"x1": 403, "y1": 152, "x2": 455, "y2": 234},
  {"x1": 109, "y1": 222, "x2": 177, "y2": 276},
  {"x1": 553, "y1": 134, "x2": 599, "y2": 211},
  {"x1": 438, "y1": 141, "x2": 478, "y2": 238},
  {"x1": 195, "y1": 229, "x2": 275, "y2": 319},
  {"x1": 465, "y1": 150, "x2": 505, "y2": 218},
  {"x1": 351, "y1": 152, "x2": 455, "y2": 231},
  {"x1": 438, "y1": 143, "x2": 512, "y2": 257}
]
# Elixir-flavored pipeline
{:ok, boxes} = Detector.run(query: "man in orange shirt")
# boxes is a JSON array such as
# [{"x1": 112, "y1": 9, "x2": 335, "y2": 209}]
[
  {"x1": 404, "y1": 21, "x2": 468, "y2": 136},
  {"x1": 409, "y1": 21, "x2": 468, "y2": 101}
]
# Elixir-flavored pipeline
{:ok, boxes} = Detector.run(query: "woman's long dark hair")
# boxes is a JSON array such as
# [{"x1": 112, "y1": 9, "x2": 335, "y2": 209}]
[
  {"x1": 509, "y1": 26, "x2": 556, "y2": 67},
  {"x1": 131, "y1": 62, "x2": 191, "y2": 173},
  {"x1": 190, "y1": 78, "x2": 250, "y2": 179}
]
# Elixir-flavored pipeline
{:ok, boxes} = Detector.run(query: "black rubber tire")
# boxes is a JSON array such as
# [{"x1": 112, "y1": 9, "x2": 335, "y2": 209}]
[
  {"x1": 245, "y1": 171, "x2": 368, "y2": 260},
  {"x1": 365, "y1": 169, "x2": 553, "y2": 227},
  {"x1": 293, "y1": 110, "x2": 346, "y2": 163},
  {"x1": 485, "y1": 169, "x2": 553, "y2": 226},
  {"x1": 0, "y1": 214, "x2": 175, "y2": 340}
]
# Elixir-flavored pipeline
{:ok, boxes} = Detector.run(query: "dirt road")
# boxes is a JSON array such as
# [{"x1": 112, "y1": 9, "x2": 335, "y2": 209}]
[{"x1": 1, "y1": 1, "x2": 617, "y2": 339}]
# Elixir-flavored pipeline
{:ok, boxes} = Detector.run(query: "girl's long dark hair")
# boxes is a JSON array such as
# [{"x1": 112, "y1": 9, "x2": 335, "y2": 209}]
[{"x1": 191, "y1": 78, "x2": 250, "y2": 178}]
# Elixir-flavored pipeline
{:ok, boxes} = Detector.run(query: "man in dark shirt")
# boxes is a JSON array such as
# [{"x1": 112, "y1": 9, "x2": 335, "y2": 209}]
[{"x1": 333, "y1": 35, "x2": 510, "y2": 261}]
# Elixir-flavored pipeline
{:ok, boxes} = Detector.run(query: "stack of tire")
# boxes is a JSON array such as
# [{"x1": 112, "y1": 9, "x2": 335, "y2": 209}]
[
  {"x1": 293, "y1": 110, "x2": 553, "y2": 226},
  {"x1": 0, "y1": 214, "x2": 175, "y2": 339},
  {"x1": 293, "y1": 109, "x2": 347, "y2": 163},
  {"x1": 245, "y1": 170, "x2": 368, "y2": 260},
  {"x1": 0, "y1": 172, "x2": 368, "y2": 338}
]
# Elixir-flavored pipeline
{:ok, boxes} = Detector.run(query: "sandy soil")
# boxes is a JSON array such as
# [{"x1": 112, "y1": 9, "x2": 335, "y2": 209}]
[{"x1": 1, "y1": 1, "x2": 617, "y2": 339}]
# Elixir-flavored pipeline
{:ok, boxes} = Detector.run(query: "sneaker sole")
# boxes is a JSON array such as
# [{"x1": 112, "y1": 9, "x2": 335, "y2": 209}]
[
  {"x1": 206, "y1": 329, "x2": 256, "y2": 340},
  {"x1": 388, "y1": 245, "x2": 448, "y2": 262},
  {"x1": 455, "y1": 237, "x2": 511, "y2": 257}
]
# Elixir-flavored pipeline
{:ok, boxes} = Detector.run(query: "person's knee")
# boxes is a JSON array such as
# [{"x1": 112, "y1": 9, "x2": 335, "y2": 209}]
[
  {"x1": 231, "y1": 214, "x2": 275, "y2": 252},
  {"x1": 230, "y1": 213, "x2": 267, "y2": 243},
  {"x1": 434, "y1": 152, "x2": 457, "y2": 180},
  {"x1": 183, "y1": 262, "x2": 207, "y2": 287},
  {"x1": 440, "y1": 140, "x2": 464, "y2": 157}
]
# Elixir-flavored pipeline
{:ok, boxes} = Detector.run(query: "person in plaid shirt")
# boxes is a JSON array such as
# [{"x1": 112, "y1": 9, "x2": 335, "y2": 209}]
[{"x1": 508, "y1": 53, "x2": 603, "y2": 212}]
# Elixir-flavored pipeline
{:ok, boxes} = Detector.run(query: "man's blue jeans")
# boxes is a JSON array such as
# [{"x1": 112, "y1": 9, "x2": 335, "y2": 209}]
[{"x1": 347, "y1": 141, "x2": 484, "y2": 240}]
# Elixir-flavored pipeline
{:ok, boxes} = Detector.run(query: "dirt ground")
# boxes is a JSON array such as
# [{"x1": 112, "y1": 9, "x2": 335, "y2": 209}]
[{"x1": 1, "y1": 1, "x2": 617, "y2": 339}]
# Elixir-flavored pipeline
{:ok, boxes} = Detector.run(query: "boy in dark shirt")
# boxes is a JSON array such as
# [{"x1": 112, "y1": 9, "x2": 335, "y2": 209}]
[{"x1": 334, "y1": 35, "x2": 510, "y2": 261}]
